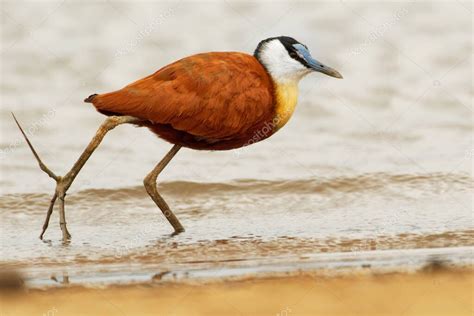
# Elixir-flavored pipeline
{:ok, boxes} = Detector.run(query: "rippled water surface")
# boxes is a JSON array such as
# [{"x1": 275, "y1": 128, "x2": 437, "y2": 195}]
[{"x1": 1, "y1": 1, "x2": 472, "y2": 286}]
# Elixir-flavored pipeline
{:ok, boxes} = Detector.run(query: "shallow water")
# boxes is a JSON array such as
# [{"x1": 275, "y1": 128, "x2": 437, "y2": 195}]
[{"x1": 0, "y1": 1, "x2": 472, "y2": 286}]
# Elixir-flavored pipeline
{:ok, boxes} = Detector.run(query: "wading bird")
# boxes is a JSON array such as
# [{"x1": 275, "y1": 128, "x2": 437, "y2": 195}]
[{"x1": 14, "y1": 36, "x2": 342, "y2": 241}]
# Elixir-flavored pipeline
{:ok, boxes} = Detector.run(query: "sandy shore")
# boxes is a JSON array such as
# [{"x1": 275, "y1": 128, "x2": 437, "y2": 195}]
[{"x1": 2, "y1": 268, "x2": 472, "y2": 316}]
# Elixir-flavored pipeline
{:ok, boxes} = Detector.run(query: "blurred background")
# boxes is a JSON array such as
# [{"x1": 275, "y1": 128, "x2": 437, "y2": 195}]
[
  {"x1": 0, "y1": 0, "x2": 472, "y2": 286},
  {"x1": 1, "y1": 0, "x2": 472, "y2": 190}
]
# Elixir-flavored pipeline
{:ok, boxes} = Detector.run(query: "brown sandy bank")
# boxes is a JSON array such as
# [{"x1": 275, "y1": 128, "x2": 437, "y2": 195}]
[{"x1": 1, "y1": 269, "x2": 473, "y2": 316}]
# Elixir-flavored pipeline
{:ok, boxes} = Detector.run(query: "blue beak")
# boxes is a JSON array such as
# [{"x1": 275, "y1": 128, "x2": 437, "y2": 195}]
[{"x1": 294, "y1": 44, "x2": 343, "y2": 79}]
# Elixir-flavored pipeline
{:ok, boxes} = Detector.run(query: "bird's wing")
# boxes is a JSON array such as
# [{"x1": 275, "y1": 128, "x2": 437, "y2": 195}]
[{"x1": 90, "y1": 52, "x2": 274, "y2": 139}]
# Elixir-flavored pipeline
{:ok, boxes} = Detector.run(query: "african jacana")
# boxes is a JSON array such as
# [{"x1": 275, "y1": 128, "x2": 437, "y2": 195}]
[{"x1": 14, "y1": 36, "x2": 342, "y2": 241}]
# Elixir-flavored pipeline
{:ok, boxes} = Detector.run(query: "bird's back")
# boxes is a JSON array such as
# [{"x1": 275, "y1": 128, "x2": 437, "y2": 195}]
[{"x1": 87, "y1": 52, "x2": 276, "y2": 150}]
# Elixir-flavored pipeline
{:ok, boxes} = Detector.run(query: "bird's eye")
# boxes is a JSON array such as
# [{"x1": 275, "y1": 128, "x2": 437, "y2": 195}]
[{"x1": 289, "y1": 51, "x2": 298, "y2": 58}]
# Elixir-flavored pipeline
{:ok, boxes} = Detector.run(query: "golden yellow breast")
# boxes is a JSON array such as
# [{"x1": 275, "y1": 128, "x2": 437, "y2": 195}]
[{"x1": 274, "y1": 82, "x2": 299, "y2": 131}]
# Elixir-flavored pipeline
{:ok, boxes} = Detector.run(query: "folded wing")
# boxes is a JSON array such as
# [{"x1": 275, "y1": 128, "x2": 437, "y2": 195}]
[{"x1": 89, "y1": 52, "x2": 274, "y2": 140}]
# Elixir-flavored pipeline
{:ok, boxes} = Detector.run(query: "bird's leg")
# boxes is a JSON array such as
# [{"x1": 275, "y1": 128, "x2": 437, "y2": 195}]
[
  {"x1": 143, "y1": 144, "x2": 185, "y2": 234},
  {"x1": 12, "y1": 114, "x2": 142, "y2": 241},
  {"x1": 58, "y1": 192, "x2": 71, "y2": 240}
]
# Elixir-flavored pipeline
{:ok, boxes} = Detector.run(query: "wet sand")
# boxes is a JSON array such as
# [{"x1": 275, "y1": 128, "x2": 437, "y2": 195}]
[{"x1": 2, "y1": 268, "x2": 473, "y2": 316}]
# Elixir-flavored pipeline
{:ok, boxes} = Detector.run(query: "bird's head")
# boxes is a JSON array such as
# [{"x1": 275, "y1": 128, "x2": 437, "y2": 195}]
[{"x1": 254, "y1": 36, "x2": 343, "y2": 83}]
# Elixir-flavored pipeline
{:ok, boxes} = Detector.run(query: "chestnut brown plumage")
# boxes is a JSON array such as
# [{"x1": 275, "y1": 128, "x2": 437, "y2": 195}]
[
  {"x1": 88, "y1": 52, "x2": 276, "y2": 150},
  {"x1": 14, "y1": 36, "x2": 342, "y2": 241}
]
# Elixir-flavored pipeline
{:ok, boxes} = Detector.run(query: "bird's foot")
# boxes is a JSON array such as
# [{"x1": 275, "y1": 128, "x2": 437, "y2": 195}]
[
  {"x1": 12, "y1": 113, "x2": 72, "y2": 242},
  {"x1": 38, "y1": 175, "x2": 74, "y2": 242},
  {"x1": 170, "y1": 227, "x2": 185, "y2": 237}
]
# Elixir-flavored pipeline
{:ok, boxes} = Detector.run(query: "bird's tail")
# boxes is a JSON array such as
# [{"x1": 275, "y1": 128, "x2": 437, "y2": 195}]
[{"x1": 84, "y1": 93, "x2": 98, "y2": 103}]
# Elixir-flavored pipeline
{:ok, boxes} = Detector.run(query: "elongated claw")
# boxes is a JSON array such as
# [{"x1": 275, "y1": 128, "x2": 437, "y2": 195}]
[{"x1": 11, "y1": 113, "x2": 59, "y2": 181}]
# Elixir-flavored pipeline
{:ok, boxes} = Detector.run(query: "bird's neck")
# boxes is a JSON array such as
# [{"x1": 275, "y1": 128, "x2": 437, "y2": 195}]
[{"x1": 273, "y1": 79, "x2": 299, "y2": 131}]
